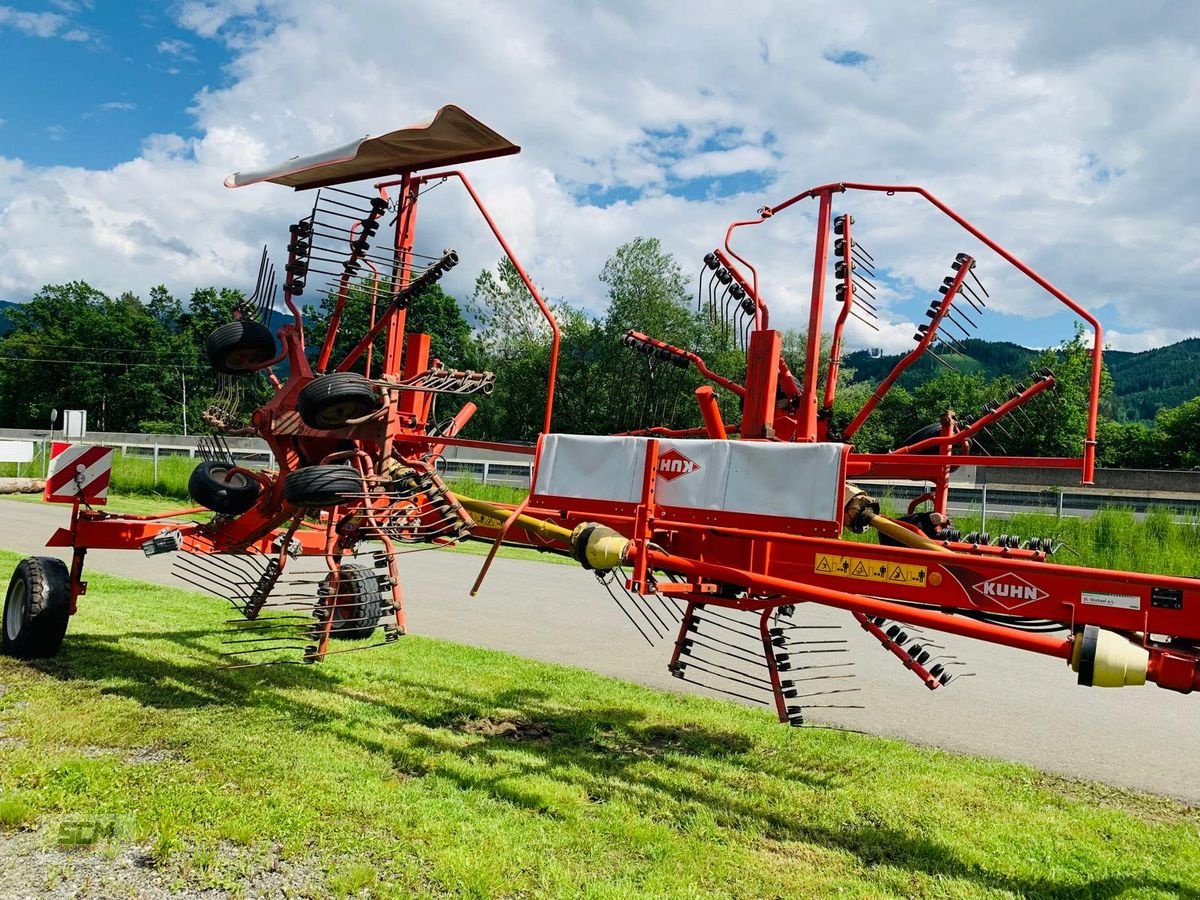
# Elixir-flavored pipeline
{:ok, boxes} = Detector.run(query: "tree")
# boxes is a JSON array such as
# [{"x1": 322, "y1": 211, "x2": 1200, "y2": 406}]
[
  {"x1": 1096, "y1": 418, "x2": 1155, "y2": 468},
  {"x1": 1149, "y1": 397, "x2": 1200, "y2": 468},
  {"x1": 600, "y1": 238, "x2": 695, "y2": 343},
  {"x1": 831, "y1": 381, "x2": 916, "y2": 453},
  {"x1": 467, "y1": 258, "x2": 551, "y2": 361},
  {"x1": 595, "y1": 237, "x2": 729, "y2": 434},
  {"x1": 305, "y1": 281, "x2": 471, "y2": 376},
  {"x1": 0, "y1": 282, "x2": 187, "y2": 432},
  {"x1": 1007, "y1": 325, "x2": 1112, "y2": 458},
  {"x1": 912, "y1": 372, "x2": 991, "y2": 428}
]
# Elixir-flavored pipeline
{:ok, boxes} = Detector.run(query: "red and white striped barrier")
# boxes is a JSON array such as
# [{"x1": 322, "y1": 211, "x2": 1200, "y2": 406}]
[{"x1": 43, "y1": 442, "x2": 113, "y2": 505}]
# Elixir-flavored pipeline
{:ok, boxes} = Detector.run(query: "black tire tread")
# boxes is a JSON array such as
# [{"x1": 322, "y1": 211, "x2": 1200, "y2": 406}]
[
  {"x1": 897, "y1": 422, "x2": 944, "y2": 454},
  {"x1": 326, "y1": 563, "x2": 382, "y2": 640},
  {"x1": 206, "y1": 320, "x2": 276, "y2": 375},
  {"x1": 283, "y1": 465, "x2": 362, "y2": 508},
  {"x1": 296, "y1": 373, "x2": 380, "y2": 430},
  {"x1": 2, "y1": 556, "x2": 71, "y2": 659},
  {"x1": 188, "y1": 460, "x2": 261, "y2": 516}
]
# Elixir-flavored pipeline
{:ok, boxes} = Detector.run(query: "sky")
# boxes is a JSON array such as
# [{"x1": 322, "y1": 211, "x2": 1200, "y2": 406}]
[{"x1": 0, "y1": 0, "x2": 1198, "y2": 354}]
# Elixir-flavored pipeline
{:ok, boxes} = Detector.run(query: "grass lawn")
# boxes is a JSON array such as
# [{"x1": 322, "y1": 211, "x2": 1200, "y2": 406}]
[
  {"x1": 0, "y1": 551, "x2": 1197, "y2": 898},
  {"x1": 0, "y1": 490, "x2": 202, "y2": 518}
]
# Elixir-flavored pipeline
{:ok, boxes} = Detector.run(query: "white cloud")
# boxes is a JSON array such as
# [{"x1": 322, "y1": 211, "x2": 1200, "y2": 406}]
[
  {"x1": 98, "y1": 101, "x2": 137, "y2": 112},
  {"x1": 0, "y1": 6, "x2": 65, "y2": 38},
  {"x1": 156, "y1": 38, "x2": 196, "y2": 60},
  {"x1": 1105, "y1": 329, "x2": 1200, "y2": 353},
  {"x1": 671, "y1": 146, "x2": 777, "y2": 180},
  {"x1": 0, "y1": 4, "x2": 91, "y2": 42},
  {"x1": 176, "y1": 0, "x2": 273, "y2": 40},
  {"x1": 0, "y1": 0, "x2": 1197, "y2": 356}
]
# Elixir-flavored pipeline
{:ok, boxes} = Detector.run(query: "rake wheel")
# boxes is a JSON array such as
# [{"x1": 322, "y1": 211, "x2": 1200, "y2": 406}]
[
  {"x1": 283, "y1": 465, "x2": 362, "y2": 508},
  {"x1": 297, "y1": 373, "x2": 381, "y2": 429},
  {"x1": 206, "y1": 320, "x2": 277, "y2": 375},
  {"x1": 189, "y1": 460, "x2": 261, "y2": 516},
  {"x1": 896, "y1": 422, "x2": 943, "y2": 454},
  {"x1": 323, "y1": 564, "x2": 383, "y2": 640}
]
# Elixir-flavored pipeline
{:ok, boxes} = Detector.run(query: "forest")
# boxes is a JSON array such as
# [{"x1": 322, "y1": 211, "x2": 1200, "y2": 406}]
[{"x1": 0, "y1": 237, "x2": 1196, "y2": 469}]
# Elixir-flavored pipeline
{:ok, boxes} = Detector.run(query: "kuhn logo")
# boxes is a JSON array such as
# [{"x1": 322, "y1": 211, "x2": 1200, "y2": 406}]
[
  {"x1": 657, "y1": 448, "x2": 701, "y2": 482},
  {"x1": 972, "y1": 572, "x2": 1048, "y2": 610}
]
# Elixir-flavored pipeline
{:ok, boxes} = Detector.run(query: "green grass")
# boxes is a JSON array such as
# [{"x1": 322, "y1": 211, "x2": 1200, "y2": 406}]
[
  {"x1": 0, "y1": 490, "x2": 200, "y2": 517},
  {"x1": 443, "y1": 477, "x2": 527, "y2": 506},
  {"x1": 0, "y1": 550, "x2": 1197, "y2": 898},
  {"x1": 1, "y1": 450, "x2": 196, "y2": 500},
  {"x1": 870, "y1": 493, "x2": 1200, "y2": 578}
]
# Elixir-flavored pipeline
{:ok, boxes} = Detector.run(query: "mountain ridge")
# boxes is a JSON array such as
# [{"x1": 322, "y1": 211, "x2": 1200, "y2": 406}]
[{"x1": 842, "y1": 338, "x2": 1200, "y2": 422}]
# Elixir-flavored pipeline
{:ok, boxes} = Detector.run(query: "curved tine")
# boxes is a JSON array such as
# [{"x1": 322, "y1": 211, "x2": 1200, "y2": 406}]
[
  {"x1": 851, "y1": 273, "x2": 876, "y2": 299},
  {"x1": 851, "y1": 241, "x2": 875, "y2": 264},
  {"x1": 696, "y1": 264, "x2": 707, "y2": 312},
  {"x1": 719, "y1": 285, "x2": 736, "y2": 342},
  {"x1": 260, "y1": 267, "x2": 277, "y2": 321},
  {"x1": 249, "y1": 246, "x2": 269, "y2": 306},
  {"x1": 969, "y1": 267, "x2": 989, "y2": 297}
]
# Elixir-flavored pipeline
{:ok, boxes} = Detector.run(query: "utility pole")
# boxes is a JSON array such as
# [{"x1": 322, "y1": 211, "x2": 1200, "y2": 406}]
[{"x1": 181, "y1": 369, "x2": 188, "y2": 436}]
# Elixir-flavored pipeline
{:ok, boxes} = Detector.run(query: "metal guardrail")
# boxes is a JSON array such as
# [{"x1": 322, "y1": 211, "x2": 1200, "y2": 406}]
[
  {"x1": 437, "y1": 459, "x2": 531, "y2": 487},
  {"x1": 6, "y1": 426, "x2": 1200, "y2": 512},
  {"x1": 874, "y1": 482, "x2": 1200, "y2": 524}
]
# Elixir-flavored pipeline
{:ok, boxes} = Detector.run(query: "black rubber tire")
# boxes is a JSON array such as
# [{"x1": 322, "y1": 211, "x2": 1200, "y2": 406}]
[
  {"x1": 297, "y1": 373, "x2": 381, "y2": 430},
  {"x1": 322, "y1": 564, "x2": 382, "y2": 640},
  {"x1": 205, "y1": 320, "x2": 276, "y2": 375},
  {"x1": 188, "y1": 460, "x2": 261, "y2": 516},
  {"x1": 2, "y1": 557, "x2": 71, "y2": 659},
  {"x1": 896, "y1": 422, "x2": 944, "y2": 454},
  {"x1": 283, "y1": 465, "x2": 362, "y2": 508}
]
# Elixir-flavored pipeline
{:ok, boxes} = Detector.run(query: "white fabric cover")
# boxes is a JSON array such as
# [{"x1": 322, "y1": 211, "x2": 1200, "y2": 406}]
[
  {"x1": 533, "y1": 435, "x2": 845, "y2": 524},
  {"x1": 224, "y1": 105, "x2": 519, "y2": 190}
]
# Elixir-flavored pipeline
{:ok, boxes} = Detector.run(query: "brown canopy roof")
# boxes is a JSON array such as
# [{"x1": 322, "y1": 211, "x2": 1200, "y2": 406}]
[{"x1": 224, "y1": 105, "x2": 520, "y2": 190}]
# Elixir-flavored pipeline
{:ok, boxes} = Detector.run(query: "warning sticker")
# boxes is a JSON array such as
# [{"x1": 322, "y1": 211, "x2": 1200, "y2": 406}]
[
  {"x1": 814, "y1": 553, "x2": 927, "y2": 587},
  {"x1": 1081, "y1": 591, "x2": 1141, "y2": 611}
]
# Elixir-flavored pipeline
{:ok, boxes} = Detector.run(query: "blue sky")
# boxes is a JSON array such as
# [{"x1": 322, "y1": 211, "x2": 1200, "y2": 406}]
[
  {"x1": 0, "y1": 1, "x2": 1197, "y2": 355},
  {"x1": 0, "y1": 2, "x2": 233, "y2": 169}
]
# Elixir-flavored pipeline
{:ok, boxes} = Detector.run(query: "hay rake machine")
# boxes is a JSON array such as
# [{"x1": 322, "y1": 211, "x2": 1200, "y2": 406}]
[{"x1": 4, "y1": 106, "x2": 1200, "y2": 728}]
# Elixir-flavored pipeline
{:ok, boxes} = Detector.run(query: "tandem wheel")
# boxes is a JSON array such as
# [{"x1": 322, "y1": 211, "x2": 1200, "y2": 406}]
[
  {"x1": 2, "y1": 556, "x2": 71, "y2": 659},
  {"x1": 321, "y1": 564, "x2": 383, "y2": 641}
]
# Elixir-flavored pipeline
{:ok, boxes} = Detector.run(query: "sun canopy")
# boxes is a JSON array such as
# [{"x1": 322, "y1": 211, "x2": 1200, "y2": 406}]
[{"x1": 224, "y1": 105, "x2": 520, "y2": 191}]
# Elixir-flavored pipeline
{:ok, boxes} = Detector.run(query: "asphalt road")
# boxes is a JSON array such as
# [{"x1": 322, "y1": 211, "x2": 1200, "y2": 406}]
[{"x1": 2, "y1": 500, "x2": 1198, "y2": 805}]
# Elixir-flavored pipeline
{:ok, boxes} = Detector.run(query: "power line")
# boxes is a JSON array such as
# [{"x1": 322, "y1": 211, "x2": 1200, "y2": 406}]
[
  {"x1": 0, "y1": 342, "x2": 201, "y2": 356},
  {"x1": 0, "y1": 355, "x2": 210, "y2": 370}
]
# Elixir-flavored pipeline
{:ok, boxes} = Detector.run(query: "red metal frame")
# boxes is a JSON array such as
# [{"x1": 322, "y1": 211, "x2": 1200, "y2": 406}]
[{"x1": 26, "y1": 127, "x2": 1199, "y2": 710}]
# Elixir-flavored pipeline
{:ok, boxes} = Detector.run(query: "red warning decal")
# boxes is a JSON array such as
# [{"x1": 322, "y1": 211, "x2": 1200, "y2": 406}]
[{"x1": 43, "y1": 442, "x2": 113, "y2": 505}]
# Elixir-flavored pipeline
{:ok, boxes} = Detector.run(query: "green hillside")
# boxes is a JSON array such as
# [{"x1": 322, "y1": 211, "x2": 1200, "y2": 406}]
[
  {"x1": 0, "y1": 300, "x2": 17, "y2": 337},
  {"x1": 843, "y1": 338, "x2": 1200, "y2": 422},
  {"x1": 1105, "y1": 339, "x2": 1200, "y2": 420}
]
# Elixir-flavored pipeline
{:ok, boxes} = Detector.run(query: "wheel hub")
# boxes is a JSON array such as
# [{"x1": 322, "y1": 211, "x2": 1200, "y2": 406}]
[{"x1": 5, "y1": 580, "x2": 27, "y2": 642}]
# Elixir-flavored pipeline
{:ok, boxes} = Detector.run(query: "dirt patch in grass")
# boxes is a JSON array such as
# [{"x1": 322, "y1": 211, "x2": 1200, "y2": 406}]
[
  {"x1": 1034, "y1": 771, "x2": 1200, "y2": 824},
  {"x1": 0, "y1": 830, "x2": 325, "y2": 898},
  {"x1": 456, "y1": 716, "x2": 554, "y2": 741}
]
